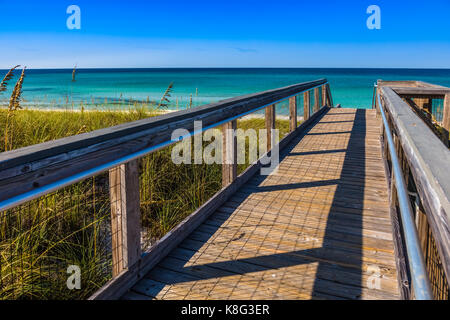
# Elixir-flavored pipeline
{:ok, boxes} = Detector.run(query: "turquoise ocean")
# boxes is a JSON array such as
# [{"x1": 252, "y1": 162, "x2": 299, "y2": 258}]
[{"x1": 1, "y1": 68, "x2": 449, "y2": 113}]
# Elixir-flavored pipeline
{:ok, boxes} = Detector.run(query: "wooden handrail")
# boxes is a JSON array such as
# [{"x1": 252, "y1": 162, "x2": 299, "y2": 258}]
[
  {"x1": 376, "y1": 80, "x2": 450, "y2": 142},
  {"x1": 391, "y1": 87, "x2": 450, "y2": 97},
  {"x1": 380, "y1": 86, "x2": 450, "y2": 288},
  {"x1": 0, "y1": 79, "x2": 327, "y2": 210},
  {"x1": 377, "y1": 91, "x2": 433, "y2": 299}
]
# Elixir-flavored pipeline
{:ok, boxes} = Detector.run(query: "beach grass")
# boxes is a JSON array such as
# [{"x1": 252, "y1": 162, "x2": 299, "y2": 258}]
[{"x1": 0, "y1": 105, "x2": 290, "y2": 299}]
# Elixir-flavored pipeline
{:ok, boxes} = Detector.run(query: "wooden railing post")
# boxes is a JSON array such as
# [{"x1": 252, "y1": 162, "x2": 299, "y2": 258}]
[
  {"x1": 390, "y1": 132, "x2": 399, "y2": 211},
  {"x1": 222, "y1": 120, "x2": 237, "y2": 187},
  {"x1": 443, "y1": 94, "x2": 450, "y2": 138},
  {"x1": 265, "y1": 104, "x2": 276, "y2": 151},
  {"x1": 109, "y1": 160, "x2": 141, "y2": 277},
  {"x1": 415, "y1": 200, "x2": 429, "y2": 253},
  {"x1": 314, "y1": 87, "x2": 320, "y2": 112},
  {"x1": 289, "y1": 96, "x2": 297, "y2": 132},
  {"x1": 322, "y1": 85, "x2": 328, "y2": 107},
  {"x1": 375, "y1": 86, "x2": 381, "y2": 116},
  {"x1": 326, "y1": 83, "x2": 333, "y2": 108},
  {"x1": 303, "y1": 91, "x2": 310, "y2": 120}
]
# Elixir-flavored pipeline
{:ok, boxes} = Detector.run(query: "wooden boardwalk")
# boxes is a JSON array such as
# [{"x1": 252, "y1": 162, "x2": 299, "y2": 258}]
[{"x1": 123, "y1": 108, "x2": 400, "y2": 300}]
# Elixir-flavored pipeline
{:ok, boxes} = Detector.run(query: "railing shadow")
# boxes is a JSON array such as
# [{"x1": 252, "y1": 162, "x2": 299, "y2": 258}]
[{"x1": 311, "y1": 108, "x2": 366, "y2": 299}]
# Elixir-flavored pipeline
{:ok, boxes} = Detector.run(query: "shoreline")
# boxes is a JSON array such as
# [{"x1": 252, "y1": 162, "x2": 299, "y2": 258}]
[{"x1": 0, "y1": 106, "x2": 301, "y2": 121}]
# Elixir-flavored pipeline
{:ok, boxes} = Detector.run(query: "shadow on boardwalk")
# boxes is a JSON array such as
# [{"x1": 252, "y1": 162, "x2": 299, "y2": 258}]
[{"x1": 127, "y1": 109, "x2": 398, "y2": 300}]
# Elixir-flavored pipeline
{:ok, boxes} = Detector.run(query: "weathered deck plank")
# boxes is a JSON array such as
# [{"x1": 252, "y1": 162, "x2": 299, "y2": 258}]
[{"x1": 124, "y1": 108, "x2": 400, "y2": 300}]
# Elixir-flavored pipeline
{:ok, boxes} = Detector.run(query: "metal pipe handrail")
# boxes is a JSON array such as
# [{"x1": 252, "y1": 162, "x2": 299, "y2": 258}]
[
  {"x1": 377, "y1": 92, "x2": 433, "y2": 300},
  {"x1": 0, "y1": 82, "x2": 328, "y2": 212},
  {"x1": 0, "y1": 79, "x2": 328, "y2": 172}
]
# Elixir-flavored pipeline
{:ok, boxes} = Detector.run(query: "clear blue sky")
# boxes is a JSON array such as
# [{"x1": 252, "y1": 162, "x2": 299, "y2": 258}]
[{"x1": 1, "y1": 0, "x2": 449, "y2": 69}]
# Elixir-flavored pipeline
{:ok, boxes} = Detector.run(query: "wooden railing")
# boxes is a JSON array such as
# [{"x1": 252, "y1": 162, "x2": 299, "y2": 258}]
[
  {"x1": 0, "y1": 79, "x2": 332, "y2": 299},
  {"x1": 376, "y1": 80, "x2": 450, "y2": 146},
  {"x1": 377, "y1": 81, "x2": 450, "y2": 299}
]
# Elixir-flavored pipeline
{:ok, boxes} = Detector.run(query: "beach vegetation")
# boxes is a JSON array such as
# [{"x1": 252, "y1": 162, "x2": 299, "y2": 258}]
[{"x1": 0, "y1": 98, "x2": 290, "y2": 299}]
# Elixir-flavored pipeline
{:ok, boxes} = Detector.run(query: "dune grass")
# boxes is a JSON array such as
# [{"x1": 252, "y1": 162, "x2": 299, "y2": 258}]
[{"x1": 0, "y1": 105, "x2": 290, "y2": 299}]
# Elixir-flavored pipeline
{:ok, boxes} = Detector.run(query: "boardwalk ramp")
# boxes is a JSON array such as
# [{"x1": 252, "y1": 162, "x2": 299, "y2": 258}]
[{"x1": 124, "y1": 108, "x2": 400, "y2": 300}]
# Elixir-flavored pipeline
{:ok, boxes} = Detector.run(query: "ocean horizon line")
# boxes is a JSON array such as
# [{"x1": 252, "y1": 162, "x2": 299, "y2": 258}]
[{"x1": 2, "y1": 67, "x2": 450, "y2": 71}]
